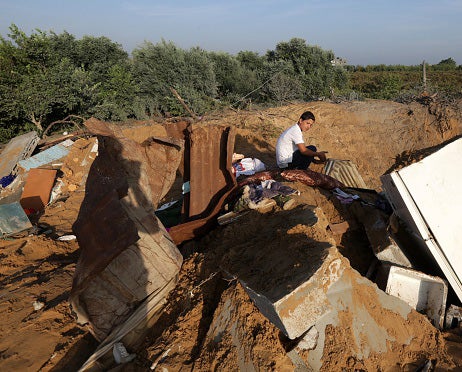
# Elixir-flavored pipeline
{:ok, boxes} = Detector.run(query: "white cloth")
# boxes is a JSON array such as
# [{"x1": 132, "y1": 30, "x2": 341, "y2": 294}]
[
  {"x1": 234, "y1": 158, "x2": 266, "y2": 177},
  {"x1": 276, "y1": 123, "x2": 304, "y2": 168}
]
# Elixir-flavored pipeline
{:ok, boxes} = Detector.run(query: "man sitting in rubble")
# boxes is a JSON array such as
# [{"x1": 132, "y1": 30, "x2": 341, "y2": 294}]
[{"x1": 276, "y1": 110, "x2": 328, "y2": 169}]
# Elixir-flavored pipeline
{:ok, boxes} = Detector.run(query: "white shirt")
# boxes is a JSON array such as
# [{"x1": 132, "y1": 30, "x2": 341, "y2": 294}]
[{"x1": 276, "y1": 123, "x2": 304, "y2": 168}]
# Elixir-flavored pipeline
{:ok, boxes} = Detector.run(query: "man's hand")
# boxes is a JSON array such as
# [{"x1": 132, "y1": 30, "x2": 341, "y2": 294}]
[{"x1": 316, "y1": 151, "x2": 328, "y2": 162}]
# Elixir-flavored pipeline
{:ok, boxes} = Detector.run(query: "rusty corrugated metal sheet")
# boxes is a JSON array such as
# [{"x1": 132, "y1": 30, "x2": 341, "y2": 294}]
[
  {"x1": 168, "y1": 124, "x2": 237, "y2": 245},
  {"x1": 322, "y1": 159, "x2": 367, "y2": 188},
  {"x1": 189, "y1": 124, "x2": 236, "y2": 217},
  {"x1": 168, "y1": 185, "x2": 238, "y2": 245}
]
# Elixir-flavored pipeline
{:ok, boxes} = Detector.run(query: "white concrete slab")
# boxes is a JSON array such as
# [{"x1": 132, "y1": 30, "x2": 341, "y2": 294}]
[{"x1": 381, "y1": 138, "x2": 462, "y2": 301}]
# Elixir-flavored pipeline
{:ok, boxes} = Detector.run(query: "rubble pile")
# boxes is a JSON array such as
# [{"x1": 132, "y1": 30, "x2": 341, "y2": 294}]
[{"x1": 1, "y1": 100, "x2": 462, "y2": 371}]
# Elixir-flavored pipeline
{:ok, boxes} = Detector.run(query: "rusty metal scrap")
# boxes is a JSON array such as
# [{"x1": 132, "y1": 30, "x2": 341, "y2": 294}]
[
  {"x1": 168, "y1": 124, "x2": 237, "y2": 245},
  {"x1": 72, "y1": 189, "x2": 139, "y2": 294},
  {"x1": 188, "y1": 125, "x2": 236, "y2": 218},
  {"x1": 70, "y1": 118, "x2": 184, "y2": 340},
  {"x1": 71, "y1": 117, "x2": 184, "y2": 295}
]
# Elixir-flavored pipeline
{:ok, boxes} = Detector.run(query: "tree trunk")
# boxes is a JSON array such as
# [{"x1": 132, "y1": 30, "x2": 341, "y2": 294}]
[{"x1": 30, "y1": 113, "x2": 43, "y2": 132}]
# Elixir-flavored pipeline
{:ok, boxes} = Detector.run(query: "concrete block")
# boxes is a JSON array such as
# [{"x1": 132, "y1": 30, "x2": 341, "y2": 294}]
[
  {"x1": 238, "y1": 206, "x2": 344, "y2": 340},
  {"x1": 445, "y1": 304, "x2": 462, "y2": 329},
  {"x1": 294, "y1": 268, "x2": 410, "y2": 370},
  {"x1": 386, "y1": 266, "x2": 448, "y2": 329},
  {"x1": 349, "y1": 202, "x2": 412, "y2": 267}
]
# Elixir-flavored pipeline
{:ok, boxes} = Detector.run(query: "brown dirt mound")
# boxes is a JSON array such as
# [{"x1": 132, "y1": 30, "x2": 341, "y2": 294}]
[{"x1": 1, "y1": 99, "x2": 461, "y2": 371}]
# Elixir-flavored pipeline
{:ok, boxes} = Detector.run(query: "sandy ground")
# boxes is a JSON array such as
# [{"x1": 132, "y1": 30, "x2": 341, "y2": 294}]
[{"x1": 1, "y1": 98, "x2": 462, "y2": 371}]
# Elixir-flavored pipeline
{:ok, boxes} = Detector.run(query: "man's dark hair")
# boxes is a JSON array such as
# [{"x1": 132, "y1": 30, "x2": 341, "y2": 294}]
[{"x1": 300, "y1": 111, "x2": 315, "y2": 121}]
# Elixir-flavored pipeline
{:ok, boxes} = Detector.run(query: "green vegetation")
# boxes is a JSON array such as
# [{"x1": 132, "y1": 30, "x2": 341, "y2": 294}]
[
  {"x1": 1, "y1": 24, "x2": 461, "y2": 143},
  {"x1": 346, "y1": 61, "x2": 462, "y2": 100},
  {"x1": 0, "y1": 25, "x2": 346, "y2": 142}
]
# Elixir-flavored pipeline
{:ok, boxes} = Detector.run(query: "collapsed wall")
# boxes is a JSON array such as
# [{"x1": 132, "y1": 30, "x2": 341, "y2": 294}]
[{"x1": 145, "y1": 198, "x2": 454, "y2": 371}]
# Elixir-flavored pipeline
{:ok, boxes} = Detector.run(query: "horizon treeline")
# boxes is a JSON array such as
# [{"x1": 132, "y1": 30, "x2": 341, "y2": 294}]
[{"x1": 1, "y1": 24, "x2": 461, "y2": 142}]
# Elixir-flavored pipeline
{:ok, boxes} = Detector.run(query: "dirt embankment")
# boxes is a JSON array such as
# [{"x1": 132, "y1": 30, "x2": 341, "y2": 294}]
[{"x1": 1, "y1": 98, "x2": 461, "y2": 371}]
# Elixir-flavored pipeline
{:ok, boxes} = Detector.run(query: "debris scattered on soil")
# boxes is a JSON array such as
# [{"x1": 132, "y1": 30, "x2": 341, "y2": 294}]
[{"x1": 1, "y1": 99, "x2": 462, "y2": 371}]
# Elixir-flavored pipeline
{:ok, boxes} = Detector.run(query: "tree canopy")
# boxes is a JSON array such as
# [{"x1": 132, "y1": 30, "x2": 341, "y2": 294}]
[{"x1": 1, "y1": 25, "x2": 459, "y2": 143}]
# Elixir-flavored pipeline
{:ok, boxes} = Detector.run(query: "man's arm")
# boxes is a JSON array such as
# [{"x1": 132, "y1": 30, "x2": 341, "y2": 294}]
[{"x1": 296, "y1": 143, "x2": 328, "y2": 162}]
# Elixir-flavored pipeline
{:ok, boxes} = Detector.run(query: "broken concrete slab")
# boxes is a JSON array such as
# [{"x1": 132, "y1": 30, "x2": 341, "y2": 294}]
[
  {"x1": 0, "y1": 131, "x2": 40, "y2": 179},
  {"x1": 222, "y1": 205, "x2": 337, "y2": 340},
  {"x1": 385, "y1": 266, "x2": 448, "y2": 329},
  {"x1": 348, "y1": 202, "x2": 412, "y2": 268},
  {"x1": 246, "y1": 247, "x2": 347, "y2": 340},
  {"x1": 381, "y1": 137, "x2": 462, "y2": 301}
]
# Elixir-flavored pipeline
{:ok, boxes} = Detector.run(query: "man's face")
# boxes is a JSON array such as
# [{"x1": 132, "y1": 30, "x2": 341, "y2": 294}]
[{"x1": 299, "y1": 118, "x2": 314, "y2": 131}]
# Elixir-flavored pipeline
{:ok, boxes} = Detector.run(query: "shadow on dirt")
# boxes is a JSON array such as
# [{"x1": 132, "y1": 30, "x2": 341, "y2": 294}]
[{"x1": 385, "y1": 134, "x2": 462, "y2": 174}]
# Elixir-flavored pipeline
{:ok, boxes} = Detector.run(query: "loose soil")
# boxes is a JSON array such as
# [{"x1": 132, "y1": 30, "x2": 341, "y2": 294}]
[{"x1": 1, "y1": 99, "x2": 462, "y2": 371}]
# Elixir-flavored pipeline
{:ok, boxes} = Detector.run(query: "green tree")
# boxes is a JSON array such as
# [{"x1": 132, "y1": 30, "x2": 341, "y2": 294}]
[
  {"x1": 14, "y1": 59, "x2": 96, "y2": 131},
  {"x1": 208, "y1": 51, "x2": 259, "y2": 102},
  {"x1": 75, "y1": 36, "x2": 129, "y2": 81},
  {"x1": 236, "y1": 50, "x2": 265, "y2": 71},
  {"x1": 92, "y1": 63, "x2": 139, "y2": 120},
  {"x1": 434, "y1": 58, "x2": 457, "y2": 70},
  {"x1": 0, "y1": 24, "x2": 135, "y2": 138},
  {"x1": 0, "y1": 25, "x2": 95, "y2": 132},
  {"x1": 266, "y1": 38, "x2": 347, "y2": 99},
  {"x1": 259, "y1": 60, "x2": 302, "y2": 104},
  {"x1": 132, "y1": 41, "x2": 217, "y2": 116}
]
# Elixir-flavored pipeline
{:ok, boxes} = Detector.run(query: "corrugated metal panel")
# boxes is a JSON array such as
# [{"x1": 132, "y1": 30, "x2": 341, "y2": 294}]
[
  {"x1": 168, "y1": 124, "x2": 237, "y2": 245},
  {"x1": 18, "y1": 141, "x2": 73, "y2": 171},
  {"x1": 0, "y1": 202, "x2": 33, "y2": 237},
  {"x1": 168, "y1": 185, "x2": 237, "y2": 245},
  {"x1": 322, "y1": 159, "x2": 367, "y2": 188},
  {"x1": 189, "y1": 124, "x2": 236, "y2": 217},
  {"x1": 0, "y1": 131, "x2": 40, "y2": 178}
]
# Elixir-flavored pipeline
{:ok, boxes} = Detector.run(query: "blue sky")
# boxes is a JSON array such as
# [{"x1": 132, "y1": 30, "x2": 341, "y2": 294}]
[{"x1": 1, "y1": 0, "x2": 461, "y2": 66}]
